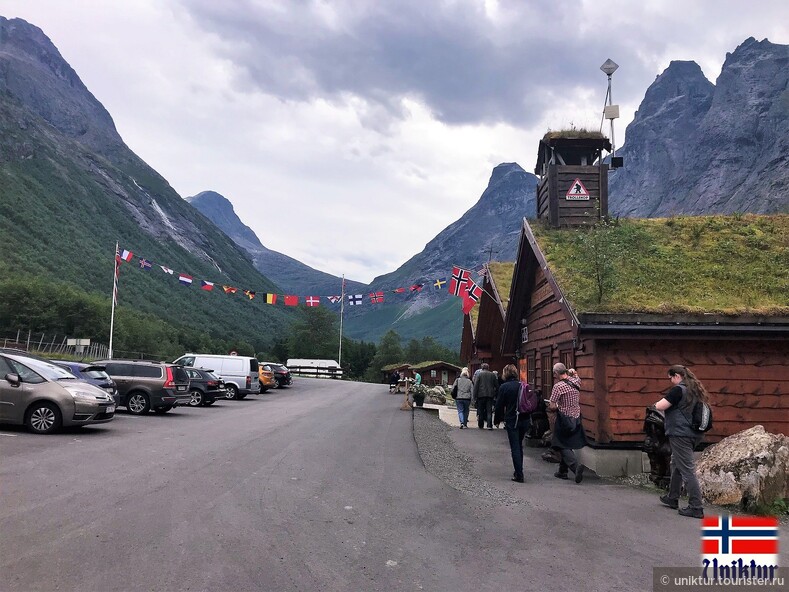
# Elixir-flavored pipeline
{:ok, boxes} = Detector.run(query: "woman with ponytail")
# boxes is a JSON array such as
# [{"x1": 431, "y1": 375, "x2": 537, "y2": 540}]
[{"x1": 653, "y1": 365, "x2": 708, "y2": 518}]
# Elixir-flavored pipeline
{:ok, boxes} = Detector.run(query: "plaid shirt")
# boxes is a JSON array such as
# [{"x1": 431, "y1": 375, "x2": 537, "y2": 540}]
[{"x1": 550, "y1": 376, "x2": 581, "y2": 418}]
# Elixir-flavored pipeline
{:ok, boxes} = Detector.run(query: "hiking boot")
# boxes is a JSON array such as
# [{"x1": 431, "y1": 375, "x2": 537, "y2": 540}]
[
  {"x1": 659, "y1": 495, "x2": 678, "y2": 509},
  {"x1": 678, "y1": 507, "x2": 704, "y2": 519},
  {"x1": 574, "y1": 464, "x2": 585, "y2": 484},
  {"x1": 553, "y1": 471, "x2": 569, "y2": 480},
  {"x1": 511, "y1": 476, "x2": 524, "y2": 483}
]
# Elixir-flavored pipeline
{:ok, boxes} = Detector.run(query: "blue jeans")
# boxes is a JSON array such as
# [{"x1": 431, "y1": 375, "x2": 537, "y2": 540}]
[
  {"x1": 506, "y1": 416, "x2": 531, "y2": 479},
  {"x1": 456, "y1": 399, "x2": 470, "y2": 425}
]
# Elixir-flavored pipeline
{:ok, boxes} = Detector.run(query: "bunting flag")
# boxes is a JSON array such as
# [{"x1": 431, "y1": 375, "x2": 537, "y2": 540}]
[
  {"x1": 201, "y1": 281, "x2": 214, "y2": 291},
  {"x1": 160, "y1": 265, "x2": 174, "y2": 275},
  {"x1": 223, "y1": 285, "x2": 238, "y2": 294},
  {"x1": 119, "y1": 249, "x2": 134, "y2": 262},
  {"x1": 327, "y1": 295, "x2": 341, "y2": 304},
  {"x1": 462, "y1": 279, "x2": 483, "y2": 314},
  {"x1": 266, "y1": 293, "x2": 277, "y2": 304},
  {"x1": 449, "y1": 266, "x2": 472, "y2": 297},
  {"x1": 243, "y1": 289, "x2": 256, "y2": 300},
  {"x1": 410, "y1": 284, "x2": 424, "y2": 292},
  {"x1": 393, "y1": 287, "x2": 406, "y2": 293},
  {"x1": 139, "y1": 258, "x2": 152, "y2": 270},
  {"x1": 369, "y1": 292, "x2": 384, "y2": 304},
  {"x1": 178, "y1": 274, "x2": 193, "y2": 286},
  {"x1": 433, "y1": 277, "x2": 447, "y2": 290},
  {"x1": 348, "y1": 294, "x2": 363, "y2": 306},
  {"x1": 305, "y1": 296, "x2": 320, "y2": 307},
  {"x1": 284, "y1": 295, "x2": 299, "y2": 306}
]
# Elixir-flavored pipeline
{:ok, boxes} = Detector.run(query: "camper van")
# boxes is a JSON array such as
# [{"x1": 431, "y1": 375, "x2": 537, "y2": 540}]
[{"x1": 174, "y1": 354, "x2": 260, "y2": 399}]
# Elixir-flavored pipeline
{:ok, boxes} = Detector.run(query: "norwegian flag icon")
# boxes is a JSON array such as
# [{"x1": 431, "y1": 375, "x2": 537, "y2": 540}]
[
  {"x1": 369, "y1": 292, "x2": 384, "y2": 304},
  {"x1": 701, "y1": 514, "x2": 779, "y2": 578}
]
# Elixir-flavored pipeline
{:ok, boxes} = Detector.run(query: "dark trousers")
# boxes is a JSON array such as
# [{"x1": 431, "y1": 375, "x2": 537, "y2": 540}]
[
  {"x1": 558, "y1": 449, "x2": 579, "y2": 475},
  {"x1": 667, "y1": 436, "x2": 703, "y2": 510},
  {"x1": 476, "y1": 398, "x2": 493, "y2": 428},
  {"x1": 506, "y1": 417, "x2": 531, "y2": 479}
]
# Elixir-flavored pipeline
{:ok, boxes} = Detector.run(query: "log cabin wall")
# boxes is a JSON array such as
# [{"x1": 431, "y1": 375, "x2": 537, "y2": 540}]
[
  {"x1": 599, "y1": 338, "x2": 789, "y2": 443},
  {"x1": 536, "y1": 164, "x2": 607, "y2": 227}
]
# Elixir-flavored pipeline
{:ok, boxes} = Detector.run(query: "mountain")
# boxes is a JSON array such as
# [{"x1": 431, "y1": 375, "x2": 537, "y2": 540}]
[
  {"x1": 187, "y1": 191, "x2": 367, "y2": 296},
  {"x1": 0, "y1": 16, "x2": 292, "y2": 350},
  {"x1": 610, "y1": 38, "x2": 789, "y2": 216}
]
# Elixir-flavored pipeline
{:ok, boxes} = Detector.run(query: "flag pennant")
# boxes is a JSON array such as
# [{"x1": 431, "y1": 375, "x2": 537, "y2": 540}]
[
  {"x1": 139, "y1": 258, "x2": 152, "y2": 270},
  {"x1": 178, "y1": 274, "x2": 193, "y2": 286},
  {"x1": 462, "y1": 279, "x2": 483, "y2": 314},
  {"x1": 393, "y1": 287, "x2": 406, "y2": 293},
  {"x1": 449, "y1": 266, "x2": 471, "y2": 297},
  {"x1": 305, "y1": 296, "x2": 320, "y2": 307},
  {"x1": 327, "y1": 295, "x2": 341, "y2": 304},
  {"x1": 434, "y1": 277, "x2": 447, "y2": 290},
  {"x1": 266, "y1": 293, "x2": 277, "y2": 305},
  {"x1": 369, "y1": 292, "x2": 384, "y2": 304},
  {"x1": 223, "y1": 285, "x2": 237, "y2": 294},
  {"x1": 119, "y1": 249, "x2": 134, "y2": 262},
  {"x1": 160, "y1": 265, "x2": 174, "y2": 275},
  {"x1": 201, "y1": 281, "x2": 214, "y2": 291},
  {"x1": 243, "y1": 289, "x2": 256, "y2": 300},
  {"x1": 284, "y1": 295, "x2": 299, "y2": 306},
  {"x1": 348, "y1": 294, "x2": 363, "y2": 306},
  {"x1": 410, "y1": 284, "x2": 424, "y2": 292}
]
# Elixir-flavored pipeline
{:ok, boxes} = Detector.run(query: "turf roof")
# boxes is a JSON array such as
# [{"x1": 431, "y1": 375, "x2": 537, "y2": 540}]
[
  {"x1": 469, "y1": 261, "x2": 515, "y2": 327},
  {"x1": 530, "y1": 214, "x2": 789, "y2": 315}
]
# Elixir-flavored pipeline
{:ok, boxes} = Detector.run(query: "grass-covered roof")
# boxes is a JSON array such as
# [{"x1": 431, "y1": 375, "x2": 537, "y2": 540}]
[
  {"x1": 469, "y1": 261, "x2": 515, "y2": 327},
  {"x1": 542, "y1": 129, "x2": 607, "y2": 141},
  {"x1": 531, "y1": 214, "x2": 789, "y2": 315},
  {"x1": 410, "y1": 360, "x2": 462, "y2": 371}
]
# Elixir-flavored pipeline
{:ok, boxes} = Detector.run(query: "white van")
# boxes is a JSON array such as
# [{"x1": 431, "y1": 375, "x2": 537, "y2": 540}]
[{"x1": 174, "y1": 354, "x2": 260, "y2": 399}]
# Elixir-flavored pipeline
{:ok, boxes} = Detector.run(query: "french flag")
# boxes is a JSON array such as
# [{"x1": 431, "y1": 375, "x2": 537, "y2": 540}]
[
  {"x1": 119, "y1": 249, "x2": 134, "y2": 262},
  {"x1": 178, "y1": 274, "x2": 193, "y2": 286}
]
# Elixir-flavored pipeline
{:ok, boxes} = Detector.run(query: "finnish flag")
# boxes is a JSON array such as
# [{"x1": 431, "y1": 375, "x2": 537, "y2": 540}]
[{"x1": 348, "y1": 294, "x2": 363, "y2": 306}]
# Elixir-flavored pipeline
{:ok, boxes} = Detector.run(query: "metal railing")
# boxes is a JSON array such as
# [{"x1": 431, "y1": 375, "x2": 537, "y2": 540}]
[{"x1": 288, "y1": 366, "x2": 344, "y2": 379}]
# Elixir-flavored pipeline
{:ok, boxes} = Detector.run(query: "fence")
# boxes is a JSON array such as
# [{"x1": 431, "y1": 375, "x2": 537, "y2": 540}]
[{"x1": 287, "y1": 365, "x2": 344, "y2": 379}]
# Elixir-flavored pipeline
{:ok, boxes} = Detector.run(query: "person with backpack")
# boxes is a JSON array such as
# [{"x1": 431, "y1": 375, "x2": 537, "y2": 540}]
[
  {"x1": 653, "y1": 364, "x2": 711, "y2": 518},
  {"x1": 547, "y1": 363, "x2": 587, "y2": 483},
  {"x1": 494, "y1": 364, "x2": 537, "y2": 483},
  {"x1": 451, "y1": 367, "x2": 473, "y2": 428}
]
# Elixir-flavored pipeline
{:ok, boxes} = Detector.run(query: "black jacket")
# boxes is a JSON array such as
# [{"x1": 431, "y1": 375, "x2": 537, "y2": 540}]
[{"x1": 493, "y1": 378, "x2": 521, "y2": 428}]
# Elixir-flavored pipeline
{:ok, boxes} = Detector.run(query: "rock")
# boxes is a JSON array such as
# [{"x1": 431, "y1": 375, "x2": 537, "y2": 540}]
[
  {"x1": 425, "y1": 387, "x2": 447, "y2": 405},
  {"x1": 696, "y1": 425, "x2": 789, "y2": 510}
]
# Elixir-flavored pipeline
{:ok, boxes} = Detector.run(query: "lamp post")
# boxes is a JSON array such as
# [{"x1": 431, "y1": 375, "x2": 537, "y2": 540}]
[{"x1": 600, "y1": 59, "x2": 622, "y2": 168}]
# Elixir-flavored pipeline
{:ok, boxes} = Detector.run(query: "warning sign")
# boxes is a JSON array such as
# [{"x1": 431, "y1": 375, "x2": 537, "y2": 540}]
[{"x1": 566, "y1": 178, "x2": 590, "y2": 200}]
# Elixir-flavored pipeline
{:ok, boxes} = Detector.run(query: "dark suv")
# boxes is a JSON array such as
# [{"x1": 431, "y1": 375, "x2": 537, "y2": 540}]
[
  {"x1": 261, "y1": 363, "x2": 293, "y2": 388},
  {"x1": 184, "y1": 368, "x2": 225, "y2": 407},
  {"x1": 95, "y1": 360, "x2": 191, "y2": 414}
]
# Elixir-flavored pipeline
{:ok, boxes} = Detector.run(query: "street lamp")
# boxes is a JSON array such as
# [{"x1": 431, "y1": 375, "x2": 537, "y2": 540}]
[{"x1": 600, "y1": 59, "x2": 623, "y2": 168}]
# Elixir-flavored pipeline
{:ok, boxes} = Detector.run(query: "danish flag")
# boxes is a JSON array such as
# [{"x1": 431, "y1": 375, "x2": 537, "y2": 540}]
[{"x1": 306, "y1": 296, "x2": 320, "y2": 307}]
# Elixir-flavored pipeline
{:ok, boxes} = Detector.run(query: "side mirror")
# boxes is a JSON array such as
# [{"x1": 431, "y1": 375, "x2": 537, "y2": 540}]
[{"x1": 5, "y1": 373, "x2": 21, "y2": 387}]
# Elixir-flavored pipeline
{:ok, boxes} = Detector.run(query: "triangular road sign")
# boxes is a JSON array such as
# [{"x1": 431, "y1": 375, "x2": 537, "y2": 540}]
[{"x1": 566, "y1": 178, "x2": 590, "y2": 200}]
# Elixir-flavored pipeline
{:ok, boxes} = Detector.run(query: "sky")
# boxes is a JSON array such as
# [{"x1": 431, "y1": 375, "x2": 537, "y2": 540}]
[{"x1": 4, "y1": 1, "x2": 788, "y2": 283}]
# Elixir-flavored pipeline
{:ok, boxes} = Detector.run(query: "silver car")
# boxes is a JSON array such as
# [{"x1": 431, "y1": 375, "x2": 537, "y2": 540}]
[{"x1": 0, "y1": 353, "x2": 116, "y2": 434}]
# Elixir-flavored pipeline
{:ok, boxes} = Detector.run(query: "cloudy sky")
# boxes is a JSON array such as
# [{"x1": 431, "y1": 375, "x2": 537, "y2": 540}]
[{"x1": 4, "y1": 1, "x2": 788, "y2": 283}]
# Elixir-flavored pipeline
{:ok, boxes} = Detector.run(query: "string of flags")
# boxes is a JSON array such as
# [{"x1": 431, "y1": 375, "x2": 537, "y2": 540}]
[{"x1": 114, "y1": 247, "x2": 487, "y2": 312}]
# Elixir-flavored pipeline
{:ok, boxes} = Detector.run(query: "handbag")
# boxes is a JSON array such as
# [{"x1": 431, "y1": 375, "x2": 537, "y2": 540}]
[{"x1": 451, "y1": 383, "x2": 458, "y2": 398}]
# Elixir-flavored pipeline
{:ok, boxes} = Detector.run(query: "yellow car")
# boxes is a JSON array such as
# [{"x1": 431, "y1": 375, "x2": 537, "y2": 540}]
[{"x1": 259, "y1": 367, "x2": 277, "y2": 393}]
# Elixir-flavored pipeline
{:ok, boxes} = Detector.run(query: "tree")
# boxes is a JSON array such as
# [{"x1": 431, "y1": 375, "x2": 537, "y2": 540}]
[
  {"x1": 364, "y1": 330, "x2": 403, "y2": 382},
  {"x1": 341, "y1": 338, "x2": 376, "y2": 380},
  {"x1": 287, "y1": 307, "x2": 338, "y2": 359}
]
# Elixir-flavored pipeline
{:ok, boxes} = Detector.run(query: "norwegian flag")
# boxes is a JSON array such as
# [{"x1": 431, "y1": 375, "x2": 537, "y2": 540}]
[
  {"x1": 702, "y1": 515, "x2": 779, "y2": 571},
  {"x1": 348, "y1": 294, "x2": 363, "y2": 306},
  {"x1": 119, "y1": 249, "x2": 134, "y2": 262},
  {"x1": 369, "y1": 292, "x2": 384, "y2": 304},
  {"x1": 306, "y1": 296, "x2": 320, "y2": 307},
  {"x1": 448, "y1": 266, "x2": 472, "y2": 297},
  {"x1": 178, "y1": 274, "x2": 193, "y2": 286},
  {"x1": 327, "y1": 295, "x2": 341, "y2": 304},
  {"x1": 139, "y1": 258, "x2": 152, "y2": 270},
  {"x1": 461, "y1": 279, "x2": 483, "y2": 314}
]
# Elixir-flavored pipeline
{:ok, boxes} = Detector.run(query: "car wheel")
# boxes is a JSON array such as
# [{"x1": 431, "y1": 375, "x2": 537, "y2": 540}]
[
  {"x1": 26, "y1": 402, "x2": 62, "y2": 434},
  {"x1": 225, "y1": 384, "x2": 239, "y2": 400},
  {"x1": 127, "y1": 392, "x2": 150, "y2": 414},
  {"x1": 153, "y1": 406, "x2": 172, "y2": 414},
  {"x1": 188, "y1": 389, "x2": 203, "y2": 407}
]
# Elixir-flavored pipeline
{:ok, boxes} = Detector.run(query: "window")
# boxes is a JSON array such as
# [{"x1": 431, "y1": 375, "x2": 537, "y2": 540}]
[
  {"x1": 526, "y1": 353, "x2": 536, "y2": 387},
  {"x1": 179, "y1": 356, "x2": 195, "y2": 367},
  {"x1": 132, "y1": 365, "x2": 163, "y2": 379},
  {"x1": 6, "y1": 359, "x2": 45, "y2": 384},
  {"x1": 249, "y1": 359, "x2": 259, "y2": 372},
  {"x1": 560, "y1": 349, "x2": 575, "y2": 371},
  {"x1": 541, "y1": 351, "x2": 552, "y2": 392},
  {"x1": 186, "y1": 369, "x2": 201, "y2": 379}
]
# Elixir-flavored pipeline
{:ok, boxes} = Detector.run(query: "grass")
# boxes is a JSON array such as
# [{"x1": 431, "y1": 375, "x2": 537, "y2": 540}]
[
  {"x1": 531, "y1": 214, "x2": 789, "y2": 314},
  {"x1": 543, "y1": 128, "x2": 607, "y2": 141},
  {"x1": 469, "y1": 261, "x2": 514, "y2": 326}
]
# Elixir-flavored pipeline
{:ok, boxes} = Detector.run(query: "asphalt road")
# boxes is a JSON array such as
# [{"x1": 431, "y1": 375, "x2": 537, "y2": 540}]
[{"x1": 1, "y1": 379, "x2": 786, "y2": 592}]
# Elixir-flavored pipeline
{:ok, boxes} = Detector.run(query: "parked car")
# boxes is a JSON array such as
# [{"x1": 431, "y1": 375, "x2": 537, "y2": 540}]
[
  {"x1": 173, "y1": 354, "x2": 260, "y2": 400},
  {"x1": 50, "y1": 361, "x2": 119, "y2": 405},
  {"x1": 261, "y1": 363, "x2": 293, "y2": 388},
  {"x1": 0, "y1": 353, "x2": 115, "y2": 434},
  {"x1": 258, "y1": 366, "x2": 277, "y2": 392},
  {"x1": 94, "y1": 360, "x2": 191, "y2": 415},
  {"x1": 183, "y1": 367, "x2": 225, "y2": 406}
]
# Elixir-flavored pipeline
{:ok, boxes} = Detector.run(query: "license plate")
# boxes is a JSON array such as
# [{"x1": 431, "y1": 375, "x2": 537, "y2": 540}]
[
  {"x1": 177, "y1": 386, "x2": 187, "y2": 391},
  {"x1": 106, "y1": 405, "x2": 115, "y2": 413}
]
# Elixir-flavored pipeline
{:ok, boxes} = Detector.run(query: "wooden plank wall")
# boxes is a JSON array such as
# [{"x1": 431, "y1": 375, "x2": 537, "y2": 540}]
[
  {"x1": 554, "y1": 165, "x2": 601, "y2": 226},
  {"x1": 602, "y1": 339, "x2": 788, "y2": 443},
  {"x1": 537, "y1": 176, "x2": 550, "y2": 219}
]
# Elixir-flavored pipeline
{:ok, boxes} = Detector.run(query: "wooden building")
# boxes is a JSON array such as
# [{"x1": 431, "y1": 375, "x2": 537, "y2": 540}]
[
  {"x1": 501, "y1": 215, "x2": 789, "y2": 445},
  {"x1": 409, "y1": 361, "x2": 462, "y2": 387}
]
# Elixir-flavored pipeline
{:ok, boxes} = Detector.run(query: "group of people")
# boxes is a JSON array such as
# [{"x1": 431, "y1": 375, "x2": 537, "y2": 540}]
[{"x1": 451, "y1": 361, "x2": 709, "y2": 517}]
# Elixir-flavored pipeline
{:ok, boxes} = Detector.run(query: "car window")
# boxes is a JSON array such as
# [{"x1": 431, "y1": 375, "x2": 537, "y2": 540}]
[
  {"x1": 186, "y1": 369, "x2": 201, "y2": 379},
  {"x1": 5, "y1": 359, "x2": 46, "y2": 384},
  {"x1": 9, "y1": 356, "x2": 75, "y2": 381},
  {"x1": 0, "y1": 356, "x2": 13, "y2": 376},
  {"x1": 132, "y1": 365, "x2": 163, "y2": 378},
  {"x1": 178, "y1": 356, "x2": 195, "y2": 367},
  {"x1": 172, "y1": 367, "x2": 189, "y2": 383},
  {"x1": 249, "y1": 359, "x2": 259, "y2": 372},
  {"x1": 82, "y1": 368, "x2": 110, "y2": 380}
]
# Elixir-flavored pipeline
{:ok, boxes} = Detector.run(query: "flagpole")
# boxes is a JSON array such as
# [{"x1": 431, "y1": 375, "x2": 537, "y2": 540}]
[
  {"x1": 338, "y1": 274, "x2": 345, "y2": 368},
  {"x1": 109, "y1": 241, "x2": 118, "y2": 359}
]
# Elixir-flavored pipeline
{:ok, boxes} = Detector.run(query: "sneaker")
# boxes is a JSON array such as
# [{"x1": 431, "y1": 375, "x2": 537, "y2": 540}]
[
  {"x1": 553, "y1": 471, "x2": 569, "y2": 480},
  {"x1": 511, "y1": 476, "x2": 524, "y2": 483},
  {"x1": 487, "y1": 426, "x2": 493, "y2": 430},
  {"x1": 459, "y1": 424, "x2": 465, "y2": 429},
  {"x1": 574, "y1": 464, "x2": 585, "y2": 484},
  {"x1": 678, "y1": 507, "x2": 704, "y2": 519},
  {"x1": 659, "y1": 495, "x2": 678, "y2": 509}
]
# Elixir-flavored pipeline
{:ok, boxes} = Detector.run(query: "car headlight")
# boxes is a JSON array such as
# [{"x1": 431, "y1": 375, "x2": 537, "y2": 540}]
[{"x1": 69, "y1": 390, "x2": 99, "y2": 401}]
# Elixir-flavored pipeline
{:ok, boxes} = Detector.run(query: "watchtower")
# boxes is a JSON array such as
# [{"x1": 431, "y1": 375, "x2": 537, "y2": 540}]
[{"x1": 534, "y1": 133, "x2": 612, "y2": 227}]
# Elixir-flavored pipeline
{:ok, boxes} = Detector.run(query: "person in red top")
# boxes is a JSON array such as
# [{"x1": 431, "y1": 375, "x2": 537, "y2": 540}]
[{"x1": 548, "y1": 363, "x2": 587, "y2": 483}]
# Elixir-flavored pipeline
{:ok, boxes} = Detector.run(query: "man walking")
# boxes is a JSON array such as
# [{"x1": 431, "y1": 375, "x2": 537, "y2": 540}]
[
  {"x1": 547, "y1": 363, "x2": 587, "y2": 483},
  {"x1": 472, "y1": 363, "x2": 498, "y2": 430}
]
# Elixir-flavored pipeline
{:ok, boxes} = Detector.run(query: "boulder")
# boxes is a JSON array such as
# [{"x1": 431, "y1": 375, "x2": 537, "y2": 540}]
[
  {"x1": 696, "y1": 425, "x2": 789, "y2": 510},
  {"x1": 426, "y1": 387, "x2": 447, "y2": 405}
]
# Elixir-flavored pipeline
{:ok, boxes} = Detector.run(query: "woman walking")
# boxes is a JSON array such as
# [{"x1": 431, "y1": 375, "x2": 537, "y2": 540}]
[
  {"x1": 493, "y1": 364, "x2": 531, "y2": 483},
  {"x1": 451, "y1": 367, "x2": 473, "y2": 428},
  {"x1": 653, "y1": 365, "x2": 709, "y2": 518}
]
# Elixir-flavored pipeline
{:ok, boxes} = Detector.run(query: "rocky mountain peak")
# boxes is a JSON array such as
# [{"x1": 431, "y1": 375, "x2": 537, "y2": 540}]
[{"x1": 187, "y1": 191, "x2": 264, "y2": 253}]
